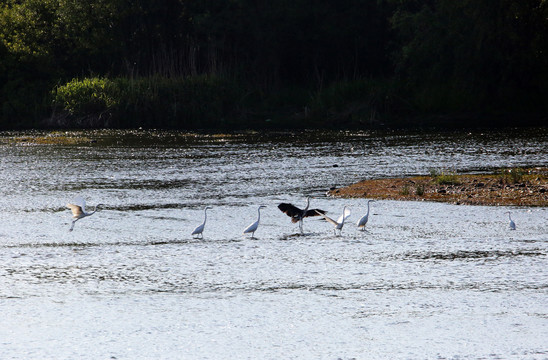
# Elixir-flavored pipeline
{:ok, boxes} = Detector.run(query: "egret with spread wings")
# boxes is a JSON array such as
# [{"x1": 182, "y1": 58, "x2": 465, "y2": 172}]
[
  {"x1": 315, "y1": 206, "x2": 351, "y2": 236},
  {"x1": 278, "y1": 196, "x2": 326, "y2": 234},
  {"x1": 66, "y1": 196, "x2": 103, "y2": 232}
]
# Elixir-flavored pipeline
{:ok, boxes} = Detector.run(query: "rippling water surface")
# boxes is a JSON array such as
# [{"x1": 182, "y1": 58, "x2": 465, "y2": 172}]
[{"x1": 1, "y1": 128, "x2": 547, "y2": 359}]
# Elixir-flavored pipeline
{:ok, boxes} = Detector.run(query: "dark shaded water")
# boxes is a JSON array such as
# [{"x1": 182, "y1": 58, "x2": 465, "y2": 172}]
[{"x1": 1, "y1": 128, "x2": 547, "y2": 359}]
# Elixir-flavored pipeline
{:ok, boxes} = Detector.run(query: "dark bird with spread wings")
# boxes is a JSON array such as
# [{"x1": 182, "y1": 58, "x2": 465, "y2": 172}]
[{"x1": 277, "y1": 196, "x2": 326, "y2": 234}]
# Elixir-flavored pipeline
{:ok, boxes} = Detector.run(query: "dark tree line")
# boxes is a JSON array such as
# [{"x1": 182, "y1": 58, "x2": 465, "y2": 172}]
[{"x1": 1, "y1": 0, "x2": 546, "y2": 128}]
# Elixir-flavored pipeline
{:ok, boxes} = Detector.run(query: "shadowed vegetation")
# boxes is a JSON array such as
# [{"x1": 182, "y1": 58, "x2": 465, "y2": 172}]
[
  {"x1": 1, "y1": 0, "x2": 547, "y2": 129},
  {"x1": 50, "y1": 76, "x2": 242, "y2": 128}
]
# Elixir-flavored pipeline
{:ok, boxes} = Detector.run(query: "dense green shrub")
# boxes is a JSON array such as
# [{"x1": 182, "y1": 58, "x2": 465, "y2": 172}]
[{"x1": 53, "y1": 77, "x2": 118, "y2": 115}]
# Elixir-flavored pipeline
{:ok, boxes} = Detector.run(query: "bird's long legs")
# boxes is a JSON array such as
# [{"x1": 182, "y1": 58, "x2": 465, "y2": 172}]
[{"x1": 69, "y1": 219, "x2": 78, "y2": 232}]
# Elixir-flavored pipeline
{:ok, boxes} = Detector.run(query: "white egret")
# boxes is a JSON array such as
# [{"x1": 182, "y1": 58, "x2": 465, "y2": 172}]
[
  {"x1": 66, "y1": 196, "x2": 103, "y2": 232},
  {"x1": 315, "y1": 206, "x2": 351, "y2": 236},
  {"x1": 357, "y1": 200, "x2": 375, "y2": 231},
  {"x1": 192, "y1": 206, "x2": 212, "y2": 238},
  {"x1": 243, "y1": 205, "x2": 266, "y2": 238},
  {"x1": 506, "y1": 211, "x2": 516, "y2": 230},
  {"x1": 278, "y1": 196, "x2": 326, "y2": 234}
]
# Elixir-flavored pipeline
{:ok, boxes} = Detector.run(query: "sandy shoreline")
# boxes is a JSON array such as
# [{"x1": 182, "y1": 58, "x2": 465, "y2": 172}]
[{"x1": 328, "y1": 167, "x2": 548, "y2": 206}]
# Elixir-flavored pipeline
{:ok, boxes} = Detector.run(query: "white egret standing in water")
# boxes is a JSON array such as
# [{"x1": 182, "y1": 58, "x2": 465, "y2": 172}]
[
  {"x1": 278, "y1": 196, "x2": 326, "y2": 234},
  {"x1": 66, "y1": 196, "x2": 103, "y2": 232},
  {"x1": 357, "y1": 200, "x2": 375, "y2": 231},
  {"x1": 506, "y1": 211, "x2": 516, "y2": 230},
  {"x1": 192, "y1": 206, "x2": 212, "y2": 238},
  {"x1": 243, "y1": 205, "x2": 266, "y2": 238},
  {"x1": 315, "y1": 206, "x2": 351, "y2": 236}
]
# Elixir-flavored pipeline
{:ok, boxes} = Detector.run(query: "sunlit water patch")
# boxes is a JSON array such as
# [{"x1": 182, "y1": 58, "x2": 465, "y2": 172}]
[{"x1": 0, "y1": 128, "x2": 547, "y2": 359}]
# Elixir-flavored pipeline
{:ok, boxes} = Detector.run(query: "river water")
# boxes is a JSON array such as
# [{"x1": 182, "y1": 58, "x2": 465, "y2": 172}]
[{"x1": 1, "y1": 128, "x2": 547, "y2": 359}]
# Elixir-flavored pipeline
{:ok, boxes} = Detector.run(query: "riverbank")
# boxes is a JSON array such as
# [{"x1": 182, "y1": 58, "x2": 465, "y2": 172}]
[{"x1": 328, "y1": 168, "x2": 548, "y2": 206}]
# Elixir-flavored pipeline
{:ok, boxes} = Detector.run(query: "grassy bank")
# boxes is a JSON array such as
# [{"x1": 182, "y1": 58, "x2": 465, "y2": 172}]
[{"x1": 329, "y1": 168, "x2": 548, "y2": 206}]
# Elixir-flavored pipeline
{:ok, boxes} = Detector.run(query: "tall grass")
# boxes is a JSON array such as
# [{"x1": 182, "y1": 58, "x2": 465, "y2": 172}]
[
  {"x1": 51, "y1": 75, "x2": 405, "y2": 129},
  {"x1": 52, "y1": 75, "x2": 242, "y2": 128},
  {"x1": 308, "y1": 78, "x2": 397, "y2": 127}
]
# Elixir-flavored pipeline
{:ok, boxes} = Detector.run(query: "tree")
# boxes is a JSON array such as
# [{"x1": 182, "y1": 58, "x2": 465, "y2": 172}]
[{"x1": 390, "y1": 0, "x2": 548, "y2": 113}]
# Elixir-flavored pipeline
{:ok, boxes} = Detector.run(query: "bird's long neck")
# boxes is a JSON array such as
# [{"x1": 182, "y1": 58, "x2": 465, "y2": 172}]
[
  {"x1": 87, "y1": 203, "x2": 103, "y2": 216},
  {"x1": 508, "y1": 212, "x2": 512, "y2": 221},
  {"x1": 204, "y1": 209, "x2": 208, "y2": 224},
  {"x1": 366, "y1": 201, "x2": 371, "y2": 215},
  {"x1": 257, "y1": 207, "x2": 262, "y2": 221},
  {"x1": 304, "y1": 197, "x2": 310, "y2": 212}
]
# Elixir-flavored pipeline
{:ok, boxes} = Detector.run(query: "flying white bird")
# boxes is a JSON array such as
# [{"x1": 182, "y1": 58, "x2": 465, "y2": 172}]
[
  {"x1": 357, "y1": 200, "x2": 375, "y2": 231},
  {"x1": 315, "y1": 206, "x2": 351, "y2": 236},
  {"x1": 66, "y1": 196, "x2": 103, "y2": 232},
  {"x1": 243, "y1": 205, "x2": 266, "y2": 238},
  {"x1": 506, "y1": 211, "x2": 516, "y2": 230},
  {"x1": 278, "y1": 196, "x2": 326, "y2": 234},
  {"x1": 192, "y1": 206, "x2": 212, "y2": 238}
]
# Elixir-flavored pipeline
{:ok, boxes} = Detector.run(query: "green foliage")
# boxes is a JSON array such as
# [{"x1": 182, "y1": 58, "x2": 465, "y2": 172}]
[
  {"x1": 53, "y1": 77, "x2": 118, "y2": 115},
  {"x1": 390, "y1": 0, "x2": 548, "y2": 114},
  {"x1": 499, "y1": 168, "x2": 525, "y2": 184},
  {"x1": 0, "y1": 0, "x2": 547, "y2": 128},
  {"x1": 430, "y1": 169, "x2": 460, "y2": 185}
]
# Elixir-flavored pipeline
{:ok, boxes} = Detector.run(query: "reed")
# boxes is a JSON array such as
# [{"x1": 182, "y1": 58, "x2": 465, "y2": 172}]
[{"x1": 308, "y1": 78, "x2": 396, "y2": 127}]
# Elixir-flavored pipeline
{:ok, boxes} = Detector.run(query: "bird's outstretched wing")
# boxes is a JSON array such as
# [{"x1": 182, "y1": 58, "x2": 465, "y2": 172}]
[
  {"x1": 278, "y1": 203, "x2": 326, "y2": 223},
  {"x1": 337, "y1": 208, "x2": 351, "y2": 224},
  {"x1": 304, "y1": 209, "x2": 326, "y2": 217},
  {"x1": 314, "y1": 210, "x2": 338, "y2": 226},
  {"x1": 69, "y1": 196, "x2": 87, "y2": 213},
  {"x1": 66, "y1": 203, "x2": 84, "y2": 218},
  {"x1": 278, "y1": 203, "x2": 302, "y2": 219}
]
